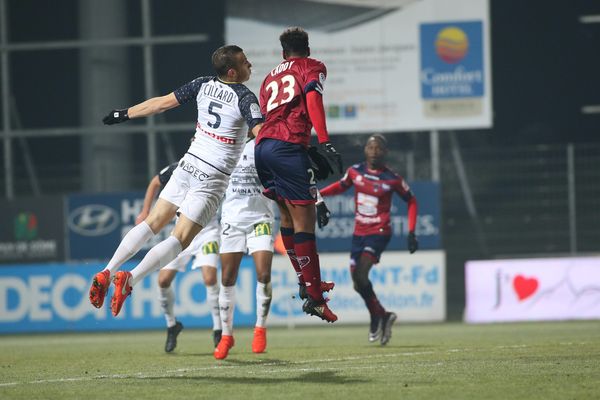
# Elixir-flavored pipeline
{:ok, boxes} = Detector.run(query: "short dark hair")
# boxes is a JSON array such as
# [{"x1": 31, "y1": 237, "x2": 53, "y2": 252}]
[
  {"x1": 212, "y1": 45, "x2": 244, "y2": 78},
  {"x1": 280, "y1": 27, "x2": 309, "y2": 57},
  {"x1": 368, "y1": 134, "x2": 388, "y2": 146}
]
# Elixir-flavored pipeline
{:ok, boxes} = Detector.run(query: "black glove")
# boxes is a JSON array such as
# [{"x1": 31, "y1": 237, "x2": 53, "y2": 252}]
[
  {"x1": 319, "y1": 141, "x2": 343, "y2": 175},
  {"x1": 316, "y1": 201, "x2": 331, "y2": 229},
  {"x1": 407, "y1": 231, "x2": 418, "y2": 254},
  {"x1": 102, "y1": 109, "x2": 129, "y2": 125},
  {"x1": 307, "y1": 146, "x2": 333, "y2": 180}
]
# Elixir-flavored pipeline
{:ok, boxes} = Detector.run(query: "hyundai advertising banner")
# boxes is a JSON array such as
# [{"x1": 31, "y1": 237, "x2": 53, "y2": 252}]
[
  {"x1": 67, "y1": 192, "x2": 175, "y2": 261},
  {"x1": 0, "y1": 196, "x2": 65, "y2": 264},
  {"x1": 0, "y1": 251, "x2": 445, "y2": 333},
  {"x1": 316, "y1": 181, "x2": 441, "y2": 252},
  {"x1": 226, "y1": 0, "x2": 491, "y2": 133},
  {"x1": 465, "y1": 256, "x2": 600, "y2": 323}
]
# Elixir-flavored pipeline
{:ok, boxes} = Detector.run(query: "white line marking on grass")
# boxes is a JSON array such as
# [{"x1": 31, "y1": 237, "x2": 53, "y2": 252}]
[{"x1": 0, "y1": 350, "x2": 435, "y2": 387}]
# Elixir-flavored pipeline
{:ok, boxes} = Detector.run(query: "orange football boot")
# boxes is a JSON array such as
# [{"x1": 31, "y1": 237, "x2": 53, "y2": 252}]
[
  {"x1": 110, "y1": 271, "x2": 132, "y2": 316},
  {"x1": 214, "y1": 335, "x2": 235, "y2": 360},
  {"x1": 252, "y1": 327, "x2": 267, "y2": 353},
  {"x1": 89, "y1": 270, "x2": 111, "y2": 308}
]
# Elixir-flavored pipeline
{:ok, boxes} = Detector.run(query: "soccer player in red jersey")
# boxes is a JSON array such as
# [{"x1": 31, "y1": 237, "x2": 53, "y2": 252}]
[
  {"x1": 254, "y1": 27, "x2": 341, "y2": 322},
  {"x1": 320, "y1": 134, "x2": 419, "y2": 344}
]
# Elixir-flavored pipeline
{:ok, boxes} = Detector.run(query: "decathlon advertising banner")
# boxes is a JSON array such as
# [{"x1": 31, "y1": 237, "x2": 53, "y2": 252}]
[
  {"x1": 226, "y1": 0, "x2": 491, "y2": 132},
  {"x1": 67, "y1": 192, "x2": 175, "y2": 261},
  {"x1": 0, "y1": 251, "x2": 444, "y2": 333},
  {"x1": 0, "y1": 259, "x2": 259, "y2": 333},
  {"x1": 464, "y1": 257, "x2": 600, "y2": 323},
  {"x1": 316, "y1": 181, "x2": 441, "y2": 252},
  {"x1": 0, "y1": 196, "x2": 65, "y2": 263},
  {"x1": 269, "y1": 250, "x2": 446, "y2": 325}
]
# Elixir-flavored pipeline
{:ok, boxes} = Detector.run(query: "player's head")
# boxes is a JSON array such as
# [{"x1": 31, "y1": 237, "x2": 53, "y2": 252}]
[
  {"x1": 212, "y1": 45, "x2": 252, "y2": 83},
  {"x1": 364, "y1": 134, "x2": 388, "y2": 169},
  {"x1": 280, "y1": 27, "x2": 310, "y2": 59}
]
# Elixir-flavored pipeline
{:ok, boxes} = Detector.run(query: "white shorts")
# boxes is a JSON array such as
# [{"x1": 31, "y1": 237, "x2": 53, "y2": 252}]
[
  {"x1": 220, "y1": 221, "x2": 274, "y2": 254},
  {"x1": 163, "y1": 220, "x2": 221, "y2": 272},
  {"x1": 159, "y1": 153, "x2": 229, "y2": 228}
]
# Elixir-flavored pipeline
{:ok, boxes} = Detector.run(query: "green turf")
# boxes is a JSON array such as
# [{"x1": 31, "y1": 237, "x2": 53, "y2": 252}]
[{"x1": 1, "y1": 321, "x2": 599, "y2": 400}]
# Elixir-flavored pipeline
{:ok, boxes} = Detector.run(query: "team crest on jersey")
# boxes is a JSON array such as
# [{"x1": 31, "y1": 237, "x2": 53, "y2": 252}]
[
  {"x1": 319, "y1": 72, "x2": 326, "y2": 84},
  {"x1": 202, "y1": 241, "x2": 219, "y2": 255},
  {"x1": 253, "y1": 222, "x2": 272, "y2": 237}
]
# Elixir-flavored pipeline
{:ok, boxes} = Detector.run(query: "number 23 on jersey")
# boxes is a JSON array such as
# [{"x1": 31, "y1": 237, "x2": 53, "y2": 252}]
[{"x1": 265, "y1": 75, "x2": 297, "y2": 112}]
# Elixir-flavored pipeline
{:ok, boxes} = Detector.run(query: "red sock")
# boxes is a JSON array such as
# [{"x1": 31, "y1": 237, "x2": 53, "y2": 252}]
[
  {"x1": 367, "y1": 297, "x2": 386, "y2": 317},
  {"x1": 294, "y1": 232, "x2": 323, "y2": 301},
  {"x1": 280, "y1": 227, "x2": 305, "y2": 285}
]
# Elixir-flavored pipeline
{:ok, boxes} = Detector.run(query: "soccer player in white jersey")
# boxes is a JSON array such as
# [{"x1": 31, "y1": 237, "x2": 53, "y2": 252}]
[
  {"x1": 135, "y1": 162, "x2": 223, "y2": 352},
  {"x1": 159, "y1": 214, "x2": 221, "y2": 352},
  {"x1": 214, "y1": 137, "x2": 277, "y2": 360},
  {"x1": 88, "y1": 45, "x2": 263, "y2": 317}
]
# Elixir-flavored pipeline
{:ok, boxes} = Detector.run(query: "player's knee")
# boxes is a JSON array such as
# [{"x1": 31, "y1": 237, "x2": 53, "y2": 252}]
[
  {"x1": 158, "y1": 275, "x2": 172, "y2": 288},
  {"x1": 256, "y1": 272, "x2": 271, "y2": 284}
]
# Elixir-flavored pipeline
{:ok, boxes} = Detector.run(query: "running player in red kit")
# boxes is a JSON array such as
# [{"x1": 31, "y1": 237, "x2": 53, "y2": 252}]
[
  {"x1": 254, "y1": 27, "x2": 342, "y2": 322},
  {"x1": 320, "y1": 134, "x2": 419, "y2": 344}
]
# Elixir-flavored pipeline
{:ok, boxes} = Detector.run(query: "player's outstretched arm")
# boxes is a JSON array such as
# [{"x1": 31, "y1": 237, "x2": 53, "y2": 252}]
[
  {"x1": 103, "y1": 92, "x2": 180, "y2": 125},
  {"x1": 406, "y1": 195, "x2": 418, "y2": 253}
]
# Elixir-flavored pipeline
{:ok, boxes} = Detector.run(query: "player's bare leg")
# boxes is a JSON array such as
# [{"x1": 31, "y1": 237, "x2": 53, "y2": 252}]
[
  {"x1": 252, "y1": 250, "x2": 273, "y2": 353},
  {"x1": 215, "y1": 252, "x2": 243, "y2": 359},
  {"x1": 201, "y1": 265, "x2": 221, "y2": 346},
  {"x1": 353, "y1": 254, "x2": 396, "y2": 345},
  {"x1": 89, "y1": 199, "x2": 179, "y2": 309},
  {"x1": 158, "y1": 269, "x2": 183, "y2": 352},
  {"x1": 285, "y1": 202, "x2": 337, "y2": 322}
]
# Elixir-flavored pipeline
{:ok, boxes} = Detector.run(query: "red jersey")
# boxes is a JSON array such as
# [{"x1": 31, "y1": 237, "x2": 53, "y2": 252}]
[
  {"x1": 257, "y1": 57, "x2": 327, "y2": 147},
  {"x1": 320, "y1": 162, "x2": 418, "y2": 236}
]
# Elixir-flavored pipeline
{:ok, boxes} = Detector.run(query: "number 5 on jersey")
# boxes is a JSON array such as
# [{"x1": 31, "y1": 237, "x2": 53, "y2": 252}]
[{"x1": 266, "y1": 75, "x2": 296, "y2": 112}]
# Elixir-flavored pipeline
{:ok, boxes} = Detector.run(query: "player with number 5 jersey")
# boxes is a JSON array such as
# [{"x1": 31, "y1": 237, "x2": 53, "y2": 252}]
[
  {"x1": 88, "y1": 45, "x2": 263, "y2": 318},
  {"x1": 255, "y1": 27, "x2": 341, "y2": 323}
]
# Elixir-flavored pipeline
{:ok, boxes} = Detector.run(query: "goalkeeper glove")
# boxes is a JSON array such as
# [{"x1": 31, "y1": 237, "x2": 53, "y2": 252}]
[
  {"x1": 103, "y1": 109, "x2": 129, "y2": 125},
  {"x1": 407, "y1": 231, "x2": 418, "y2": 254},
  {"x1": 319, "y1": 141, "x2": 343, "y2": 175},
  {"x1": 316, "y1": 201, "x2": 331, "y2": 229}
]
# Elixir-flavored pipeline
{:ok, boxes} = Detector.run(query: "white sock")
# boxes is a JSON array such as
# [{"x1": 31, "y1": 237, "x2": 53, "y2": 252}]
[
  {"x1": 106, "y1": 221, "x2": 154, "y2": 276},
  {"x1": 255, "y1": 281, "x2": 272, "y2": 328},
  {"x1": 206, "y1": 284, "x2": 221, "y2": 331},
  {"x1": 130, "y1": 236, "x2": 182, "y2": 286},
  {"x1": 219, "y1": 285, "x2": 236, "y2": 336},
  {"x1": 159, "y1": 286, "x2": 176, "y2": 328}
]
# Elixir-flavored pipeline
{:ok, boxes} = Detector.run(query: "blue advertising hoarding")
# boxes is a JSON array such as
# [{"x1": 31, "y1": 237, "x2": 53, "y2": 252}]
[
  {"x1": 0, "y1": 259, "x2": 259, "y2": 333},
  {"x1": 316, "y1": 181, "x2": 441, "y2": 253},
  {"x1": 67, "y1": 192, "x2": 175, "y2": 261}
]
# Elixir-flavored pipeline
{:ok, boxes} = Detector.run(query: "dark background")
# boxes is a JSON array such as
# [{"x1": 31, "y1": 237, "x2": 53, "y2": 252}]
[{"x1": 3, "y1": 0, "x2": 599, "y2": 319}]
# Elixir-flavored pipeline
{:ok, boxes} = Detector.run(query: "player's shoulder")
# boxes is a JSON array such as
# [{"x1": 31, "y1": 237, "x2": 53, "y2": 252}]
[
  {"x1": 230, "y1": 82, "x2": 256, "y2": 100},
  {"x1": 381, "y1": 166, "x2": 404, "y2": 181},
  {"x1": 192, "y1": 75, "x2": 216, "y2": 85},
  {"x1": 351, "y1": 162, "x2": 366, "y2": 173}
]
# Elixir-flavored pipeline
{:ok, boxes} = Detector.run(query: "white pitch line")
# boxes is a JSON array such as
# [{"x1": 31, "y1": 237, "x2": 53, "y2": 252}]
[
  {"x1": 0, "y1": 350, "x2": 435, "y2": 387},
  {"x1": 1, "y1": 342, "x2": 589, "y2": 388}
]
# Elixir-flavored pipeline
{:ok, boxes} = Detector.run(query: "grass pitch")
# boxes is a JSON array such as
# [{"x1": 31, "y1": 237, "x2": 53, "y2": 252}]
[{"x1": 1, "y1": 321, "x2": 599, "y2": 400}]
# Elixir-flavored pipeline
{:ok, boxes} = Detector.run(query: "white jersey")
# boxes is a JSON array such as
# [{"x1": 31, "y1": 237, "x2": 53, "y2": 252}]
[
  {"x1": 221, "y1": 139, "x2": 276, "y2": 230},
  {"x1": 174, "y1": 76, "x2": 263, "y2": 175}
]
